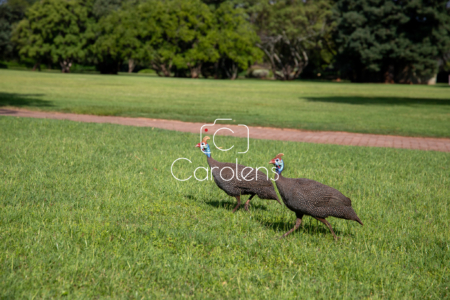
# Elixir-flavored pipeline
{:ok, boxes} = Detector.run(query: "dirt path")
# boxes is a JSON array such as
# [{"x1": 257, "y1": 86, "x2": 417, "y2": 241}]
[{"x1": 1, "y1": 108, "x2": 449, "y2": 152}]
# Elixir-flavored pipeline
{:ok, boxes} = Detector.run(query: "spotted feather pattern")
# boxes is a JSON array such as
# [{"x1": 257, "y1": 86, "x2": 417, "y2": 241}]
[
  {"x1": 275, "y1": 176, "x2": 362, "y2": 222},
  {"x1": 207, "y1": 157, "x2": 279, "y2": 201}
]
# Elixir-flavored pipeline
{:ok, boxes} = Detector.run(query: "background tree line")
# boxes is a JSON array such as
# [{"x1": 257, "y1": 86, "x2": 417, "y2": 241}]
[{"x1": 1, "y1": 0, "x2": 450, "y2": 83}]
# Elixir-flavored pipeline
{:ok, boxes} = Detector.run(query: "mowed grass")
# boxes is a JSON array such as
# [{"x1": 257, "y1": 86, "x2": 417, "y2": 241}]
[
  {"x1": 1, "y1": 116, "x2": 449, "y2": 299},
  {"x1": 1, "y1": 69, "x2": 450, "y2": 137}
]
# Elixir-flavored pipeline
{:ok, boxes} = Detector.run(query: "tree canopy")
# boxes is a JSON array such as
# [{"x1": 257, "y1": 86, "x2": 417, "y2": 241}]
[
  {"x1": 4, "y1": 0, "x2": 450, "y2": 82},
  {"x1": 0, "y1": 0, "x2": 36, "y2": 60},
  {"x1": 13, "y1": 0, "x2": 93, "y2": 72},
  {"x1": 243, "y1": 0, "x2": 335, "y2": 80},
  {"x1": 92, "y1": 0, "x2": 261, "y2": 78},
  {"x1": 334, "y1": 0, "x2": 450, "y2": 83}
]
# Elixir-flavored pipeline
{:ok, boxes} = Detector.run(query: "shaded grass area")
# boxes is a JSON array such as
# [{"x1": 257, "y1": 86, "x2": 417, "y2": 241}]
[
  {"x1": 1, "y1": 69, "x2": 450, "y2": 137},
  {"x1": 0, "y1": 92, "x2": 52, "y2": 107},
  {"x1": 1, "y1": 116, "x2": 449, "y2": 298}
]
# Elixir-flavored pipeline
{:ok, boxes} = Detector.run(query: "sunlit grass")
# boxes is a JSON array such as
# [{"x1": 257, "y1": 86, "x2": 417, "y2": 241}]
[
  {"x1": 1, "y1": 69, "x2": 450, "y2": 137},
  {"x1": 1, "y1": 116, "x2": 449, "y2": 298}
]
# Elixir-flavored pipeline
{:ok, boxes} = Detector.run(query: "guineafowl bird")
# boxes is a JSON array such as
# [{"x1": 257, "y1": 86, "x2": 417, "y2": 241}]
[
  {"x1": 196, "y1": 136, "x2": 281, "y2": 212},
  {"x1": 269, "y1": 153, "x2": 363, "y2": 240}
]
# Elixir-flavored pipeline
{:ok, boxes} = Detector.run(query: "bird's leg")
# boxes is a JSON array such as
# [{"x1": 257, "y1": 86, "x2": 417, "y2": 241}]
[
  {"x1": 232, "y1": 196, "x2": 241, "y2": 213},
  {"x1": 280, "y1": 214, "x2": 303, "y2": 239},
  {"x1": 315, "y1": 217, "x2": 339, "y2": 240},
  {"x1": 243, "y1": 194, "x2": 256, "y2": 211}
]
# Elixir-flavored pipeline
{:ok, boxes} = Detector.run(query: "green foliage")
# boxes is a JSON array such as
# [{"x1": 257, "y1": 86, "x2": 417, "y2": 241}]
[
  {"x1": 202, "y1": 1, "x2": 263, "y2": 79},
  {"x1": 2, "y1": 69, "x2": 450, "y2": 137},
  {"x1": 0, "y1": 116, "x2": 449, "y2": 298},
  {"x1": 2, "y1": 0, "x2": 37, "y2": 13},
  {"x1": 95, "y1": 0, "x2": 219, "y2": 77},
  {"x1": 4, "y1": 0, "x2": 332, "y2": 79},
  {"x1": 92, "y1": 0, "x2": 123, "y2": 18},
  {"x1": 92, "y1": 0, "x2": 261, "y2": 77},
  {"x1": 92, "y1": 1, "x2": 140, "y2": 74},
  {"x1": 0, "y1": 0, "x2": 37, "y2": 60},
  {"x1": 334, "y1": 0, "x2": 450, "y2": 83},
  {"x1": 12, "y1": 0, "x2": 94, "y2": 72},
  {"x1": 137, "y1": 68, "x2": 156, "y2": 74},
  {"x1": 0, "y1": 4, "x2": 15, "y2": 59},
  {"x1": 246, "y1": 0, "x2": 335, "y2": 80},
  {"x1": 161, "y1": 0, "x2": 218, "y2": 78}
]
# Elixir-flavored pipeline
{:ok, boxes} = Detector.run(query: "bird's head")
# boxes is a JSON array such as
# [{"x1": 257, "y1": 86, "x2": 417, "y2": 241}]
[
  {"x1": 196, "y1": 136, "x2": 211, "y2": 157},
  {"x1": 269, "y1": 153, "x2": 284, "y2": 174}
]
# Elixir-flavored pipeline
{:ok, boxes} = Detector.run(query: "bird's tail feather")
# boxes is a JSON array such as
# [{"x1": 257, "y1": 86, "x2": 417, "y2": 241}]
[{"x1": 354, "y1": 216, "x2": 363, "y2": 226}]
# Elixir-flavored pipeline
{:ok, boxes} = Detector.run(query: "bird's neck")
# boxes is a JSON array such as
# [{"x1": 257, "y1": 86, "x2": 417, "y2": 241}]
[
  {"x1": 207, "y1": 156, "x2": 217, "y2": 167},
  {"x1": 276, "y1": 165, "x2": 284, "y2": 175},
  {"x1": 204, "y1": 146, "x2": 211, "y2": 158}
]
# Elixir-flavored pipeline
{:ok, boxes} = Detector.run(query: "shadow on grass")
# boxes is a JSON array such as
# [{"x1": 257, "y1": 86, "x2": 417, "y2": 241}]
[
  {"x1": 256, "y1": 216, "x2": 352, "y2": 238},
  {"x1": 305, "y1": 96, "x2": 450, "y2": 106},
  {"x1": 204, "y1": 199, "x2": 268, "y2": 212},
  {"x1": 0, "y1": 93, "x2": 52, "y2": 107}
]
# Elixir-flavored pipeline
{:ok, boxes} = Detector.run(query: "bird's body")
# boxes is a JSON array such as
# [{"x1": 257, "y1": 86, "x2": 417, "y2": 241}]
[
  {"x1": 196, "y1": 137, "x2": 280, "y2": 212},
  {"x1": 270, "y1": 153, "x2": 363, "y2": 239},
  {"x1": 275, "y1": 176, "x2": 363, "y2": 223},
  {"x1": 207, "y1": 156, "x2": 279, "y2": 201}
]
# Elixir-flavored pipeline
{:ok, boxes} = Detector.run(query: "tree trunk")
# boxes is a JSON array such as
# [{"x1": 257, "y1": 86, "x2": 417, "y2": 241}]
[
  {"x1": 32, "y1": 62, "x2": 41, "y2": 71},
  {"x1": 258, "y1": 35, "x2": 309, "y2": 81},
  {"x1": 224, "y1": 61, "x2": 238, "y2": 80},
  {"x1": 60, "y1": 60, "x2": 72, "y2": 73},
  {"x1": 188, "y1": 63, "x2": 202, "y2": 79},
  {"x1": 383, "y1": 65, "x2": 394, "y2": 83},
  {"x1": 151, "y1": 58, "x2": 172, "y2": 77},
  {"x1": 162, "y1": 64, "x2": 171, "y2": 77},
  {"x1": 152, "y1": 63, "x2": 171, "y2": 77},
  {"x1": 128, "y1": 59, "x2": 135, "y2": 73},
  {"x1": 213, "y1": 61, "x2": 219, "y2": 79}
]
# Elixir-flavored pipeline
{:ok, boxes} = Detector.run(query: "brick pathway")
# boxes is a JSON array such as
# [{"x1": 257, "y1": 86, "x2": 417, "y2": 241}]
[{"x1": 1, "y1": 108, "x2": 449, "y2": 152}]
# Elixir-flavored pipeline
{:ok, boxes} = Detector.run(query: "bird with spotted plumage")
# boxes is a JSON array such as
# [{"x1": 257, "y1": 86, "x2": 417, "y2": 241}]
[
  {"x1": 269, "y1": 153, "x2": 363, "y2": 240},
  {"x1": 196, "y1": 136, "x2": 281, "y2": 212}
]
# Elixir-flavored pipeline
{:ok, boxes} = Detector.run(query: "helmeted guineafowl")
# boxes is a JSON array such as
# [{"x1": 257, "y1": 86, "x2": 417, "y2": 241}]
[
  {"x1": 196, "y1": 136, "x2": 281, "y2": 212},
  {"x1": 269, "y1": 153, "x2": 363, "y2": 240}
]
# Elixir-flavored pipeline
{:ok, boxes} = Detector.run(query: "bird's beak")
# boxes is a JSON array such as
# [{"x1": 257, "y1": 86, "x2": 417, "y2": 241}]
[
  {"x1": 195, "y1": 143, "x2": 201, "y2": 148},
  {"x1": 269, "y1": 158, "x2": 276, "y2": 164}
]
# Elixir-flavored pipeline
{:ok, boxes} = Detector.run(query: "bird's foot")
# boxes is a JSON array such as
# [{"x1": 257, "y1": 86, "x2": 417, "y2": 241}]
[{"x1": 244, "y1": 204, "x2": 250, "y2": 211}]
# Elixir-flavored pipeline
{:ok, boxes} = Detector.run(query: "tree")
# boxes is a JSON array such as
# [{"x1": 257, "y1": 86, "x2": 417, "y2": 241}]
[
  {"x1": 0, "y1": 4, "x2": 17, "y2": 60},
  {"x1": 92, "y1": 0, "x2": 123, "y2": 19},
  {"x1": 13, "y1": 0, "x2": 93, "y2": 72},
  {"x1": 334, "y1": 0, "x2": 450, "y2": 83},
  {"x1": 244, "y1": 0, "x2": 334, "y2": 80},
  {"x1": 127, "y1": 0, "x2": 218, "y2": 78},
  {"x1": 202, "y1": 1, "x2": 262, "y2": 79},
  {"x1": 92, "y1": 2, "x2": 141, "y2": 74},
  {"x1": 0, "y1": 0, "x2": 37, "y2": 60}
]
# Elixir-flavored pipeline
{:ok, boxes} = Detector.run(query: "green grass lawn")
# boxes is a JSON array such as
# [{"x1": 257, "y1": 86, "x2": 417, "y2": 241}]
[
  {"x1": 1, "y1": 116, "x2": 449, "y2": 298},
  {"x1": 1, "y1": 69, "x2": 450, "y2": 137}
]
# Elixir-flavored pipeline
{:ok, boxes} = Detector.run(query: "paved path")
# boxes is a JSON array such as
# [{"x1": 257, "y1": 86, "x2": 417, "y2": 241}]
[{"x1": 1, "y1": 108, "x2": 449, "y2": 152}]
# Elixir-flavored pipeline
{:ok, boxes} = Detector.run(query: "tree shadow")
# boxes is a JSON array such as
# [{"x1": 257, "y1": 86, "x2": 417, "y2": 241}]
[
  {"x1": 305, "y1": 96, "x2": 450, "y2": 106},
  {"x1": 204, "y1": 199, "x2": 268, "y2": 212},
  {"x1": 256, "y1": 215, "x2": 350, "y2": 238},
  {"x1": 0, "y1": 93, "x2": 53, "y2": 107}
]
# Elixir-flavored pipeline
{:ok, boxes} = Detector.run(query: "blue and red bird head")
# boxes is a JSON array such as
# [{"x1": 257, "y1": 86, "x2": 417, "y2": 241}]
[
  {"x1": 269, "y1": 153, "x2": 284, "y2": 174},
  {"x1": 196, "y1": 136, "x2": 211, "y2": 158}
]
